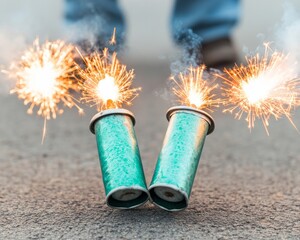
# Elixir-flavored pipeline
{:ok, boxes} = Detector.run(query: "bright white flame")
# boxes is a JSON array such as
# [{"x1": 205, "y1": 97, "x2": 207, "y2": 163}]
[
  {"x1": 188, "y1": 89, "x2": 204, "y2": 108},
  {"x1": 241, "y1": 67, "x2": 290, "y2": 105},
  {"x1": 24, "y1": 63, "x2": 58, "y2": 99},
  {"x1": 241, "y1": 77, "x2": 269, "y2": 104},
  {"x1": 96, "y1": 74, "x2": 119, "y2": 102}
]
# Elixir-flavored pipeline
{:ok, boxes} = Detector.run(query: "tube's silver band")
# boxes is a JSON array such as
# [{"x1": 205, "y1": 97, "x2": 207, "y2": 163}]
[
  {"x1": 166, "y1": 106, "x2": 215, "y2": 135},
  {"x1": 89, "y1": 108, "x2": 136, "y2": 134}
]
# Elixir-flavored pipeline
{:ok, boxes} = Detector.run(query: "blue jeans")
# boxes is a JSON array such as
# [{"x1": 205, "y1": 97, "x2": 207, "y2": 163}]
[{"x1": 64, "y1": 0, "x2": 240, "y2": 44}]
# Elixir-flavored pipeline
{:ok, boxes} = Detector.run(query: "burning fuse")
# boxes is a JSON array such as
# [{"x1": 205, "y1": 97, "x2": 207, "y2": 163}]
[
  {"x1": 149, "y1": 65, "x2": 218, "y2": 211},
  {"x1": 77, "y1": 48, "x2": 149, "y2": 209}
]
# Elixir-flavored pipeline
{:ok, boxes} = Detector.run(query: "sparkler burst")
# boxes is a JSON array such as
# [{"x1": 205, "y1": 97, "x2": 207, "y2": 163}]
[
  {"x1": 7, "y1": 39, "x2": 83, "y2": 141},
  {"x1": 219, "y1": 43, "x2": 300, "y2": 134},
  {"x1": 77, "y1": 48, "x2": 141, "y2": 110},
  {"x1": 170, "y1": 65, "x2": 219, "y2": 111}
]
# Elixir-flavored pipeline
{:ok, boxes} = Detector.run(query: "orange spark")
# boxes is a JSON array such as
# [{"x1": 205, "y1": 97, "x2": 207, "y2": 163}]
[
  {"x1": 7, "y1": 39, "x2": 83, "y2": 142},
  {"x1": 109, "y1": 27, "x2": 117, "y2": 45},
  {"x1": 170, "y1": 65, "x2": 219, "y2": 111},
  {"x1": 76, "y1": 48, "x2": 141, "y2": 111},
  {"x1": 219, "y1": 43, "x2": 300, "y2": 134}
]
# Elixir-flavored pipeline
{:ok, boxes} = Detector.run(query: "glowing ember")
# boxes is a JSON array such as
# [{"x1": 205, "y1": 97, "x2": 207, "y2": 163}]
[
  {"x1": 170, "y1": 65, "x2": 219, "y2": 111},
  {"x1": 77, "y1": 48, "x2": 141, "y2": 110},
  {"x1": 96, "y1": 74, "x2": 119, "y2": 102},
  {"x1": 24, "y1": 63, "x2": 58, "y2": 99},
  {"x1": 219, "y1": 43, "x2": 300, "y2": 134},
  {"x1": 7, "y1": 39, "x2": 83, "y2": 141},
  {"x1": 187, "y1": 89, "x2": 204, "y2": 108}
]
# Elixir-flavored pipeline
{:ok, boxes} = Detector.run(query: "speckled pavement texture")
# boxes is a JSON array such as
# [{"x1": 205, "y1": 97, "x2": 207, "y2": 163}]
[{"x1": 0, "y1": 63, "x2": 299, "y2": 239}]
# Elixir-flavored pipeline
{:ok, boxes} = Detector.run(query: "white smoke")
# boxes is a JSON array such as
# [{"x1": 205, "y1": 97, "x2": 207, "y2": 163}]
[
  {"x1": 62, "y1": 15, "x2": 107, "y2": 53},
  {"x1": 275, "y1": 2, "x2": 300, "y2": 70},
  {"x1": 0, "y1": 21, "x2": 29, "y2": 94}
]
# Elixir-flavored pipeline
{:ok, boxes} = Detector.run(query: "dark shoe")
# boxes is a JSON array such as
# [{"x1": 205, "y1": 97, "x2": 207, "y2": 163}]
[{"x1": 201, "y1": 37, "x2": 238, "y2": 69}]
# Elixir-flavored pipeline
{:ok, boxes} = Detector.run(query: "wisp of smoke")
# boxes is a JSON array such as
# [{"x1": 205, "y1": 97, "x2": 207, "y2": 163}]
[
  {"x1": 63, "y1": 14, "x2": 125, "y2": 54},
  {"x1": 275, "y1": 2, "x2": 300, "y2": 72},
  {"x1": 170, "y1": 28, "x2": 203, "y2": 75},
  {"x1": 167, "y1": 28, "x2": 220, "y2": 107}
]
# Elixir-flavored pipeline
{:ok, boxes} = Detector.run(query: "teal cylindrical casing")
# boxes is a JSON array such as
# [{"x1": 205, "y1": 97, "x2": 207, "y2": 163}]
[
  {"x1": 149, "y1": 106, "x2": 215, "y2": 211},
  {"x1": 89, "y1": 109, "x2": 149, "y2": 209}
]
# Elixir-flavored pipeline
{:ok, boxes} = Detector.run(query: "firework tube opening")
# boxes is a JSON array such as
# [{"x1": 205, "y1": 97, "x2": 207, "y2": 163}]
[
  {"x1": 89, "y1": 108, "x2": 135, "y2": 134},
  {"x1": 107, "y1": 186, "x2": 149, "y2": 209},
  {"x1": 166, "y1": 106, "x2": 215, "y2": 134},
  {"x1": 149, "y1": 184, "x2": 188, "y2": 211}
]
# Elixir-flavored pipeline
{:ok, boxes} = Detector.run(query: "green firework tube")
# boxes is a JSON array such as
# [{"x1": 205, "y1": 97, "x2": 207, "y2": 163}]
[
  {"x1": 89, "y1": 109, "x2": 149, "y2": 209},
  {"x1": 149, "y1": 106, "x2": 215, "y2": 211}
]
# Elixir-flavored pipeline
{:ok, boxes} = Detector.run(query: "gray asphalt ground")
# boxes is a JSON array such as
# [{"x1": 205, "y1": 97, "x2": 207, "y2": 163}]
[{"x1": 0, "y1": 62, "x2": 300, "y2": 239}]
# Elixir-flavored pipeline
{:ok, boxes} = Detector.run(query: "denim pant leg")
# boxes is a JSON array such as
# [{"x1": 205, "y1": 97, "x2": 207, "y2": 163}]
[
  {"x1": 172, "y1": 0, "x2": 240, "y2": 43},
  {"x1": 64, "y1": 0, "x2": 125, "y2": 44}
]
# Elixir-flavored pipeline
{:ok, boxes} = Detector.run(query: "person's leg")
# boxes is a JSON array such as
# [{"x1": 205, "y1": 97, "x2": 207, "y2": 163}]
[
  {"x1": 172, "y1": 0, "x2": 240, "y2": 68},
  {"x1": 64, "y1": 0, "x2": 125, "y2": 50}
]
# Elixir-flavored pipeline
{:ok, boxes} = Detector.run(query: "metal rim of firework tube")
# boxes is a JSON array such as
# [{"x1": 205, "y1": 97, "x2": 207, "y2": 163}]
[
  {"x1": 107, "y1": 186, "x2": 150, "y2": 209},
  {"x1": 148, "y1": 183, "x2": 189, "y2": 211},
  {"x1": 166, "y1": 106, "x2": 215, "y2": 135},
  {"x1": 89, "y1": 108, "x2": 136, "y2": 134}
]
